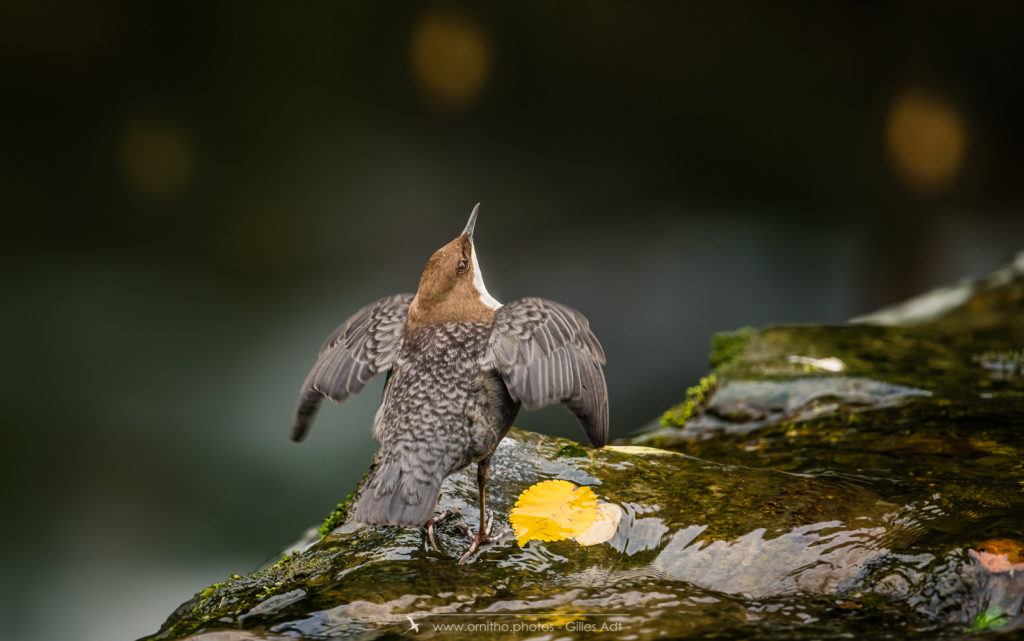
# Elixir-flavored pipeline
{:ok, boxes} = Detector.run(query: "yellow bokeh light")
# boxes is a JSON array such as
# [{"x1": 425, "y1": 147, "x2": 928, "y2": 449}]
[
  {"x1": 119, "y1": 118, "x2": 193, "y2": 200},
  {"x1": 410, "y1": 11, "x2": 490, "y2": 114},
  {"x1": 885, "y1": 91, "x2": 967, "y2": 194}
]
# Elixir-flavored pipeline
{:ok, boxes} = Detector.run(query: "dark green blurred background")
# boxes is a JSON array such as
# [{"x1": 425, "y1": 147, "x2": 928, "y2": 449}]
[{"x1": 3, "y1": 3, "x2": 1023, "y2": 639}]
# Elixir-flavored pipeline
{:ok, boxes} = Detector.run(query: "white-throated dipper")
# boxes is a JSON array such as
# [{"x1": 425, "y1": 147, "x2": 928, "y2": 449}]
[{"x1": 290, "y1": 204, "x2": 608, "y2": 563}]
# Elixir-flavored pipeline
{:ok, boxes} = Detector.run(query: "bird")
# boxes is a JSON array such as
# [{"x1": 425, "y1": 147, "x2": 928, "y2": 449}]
[{"x1": 290, "y1": 204, "x2": 608, "y2": 563}]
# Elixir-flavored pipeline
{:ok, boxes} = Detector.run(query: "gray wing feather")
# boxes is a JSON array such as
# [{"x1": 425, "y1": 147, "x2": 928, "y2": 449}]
[
  {"x1": 487, "y1": 297, "x2": 608, "y2": 447},
  {"x1": 291, "y1": 293, "x2": 413, "y2": 441}
]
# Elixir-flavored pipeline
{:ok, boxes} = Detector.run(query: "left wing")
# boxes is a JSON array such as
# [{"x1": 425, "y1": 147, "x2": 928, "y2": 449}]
[
  {"x1": 486, "y1": 297, "x2": 608, "y2": 447},
  {"x1": 291, "y1": 293, "x2": 413, "y2": 441}
]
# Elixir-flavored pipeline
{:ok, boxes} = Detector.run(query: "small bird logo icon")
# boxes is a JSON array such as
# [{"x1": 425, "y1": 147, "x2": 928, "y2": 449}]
[{"x1": 405, "y1": 615, "x2": 420, "y2": 634}]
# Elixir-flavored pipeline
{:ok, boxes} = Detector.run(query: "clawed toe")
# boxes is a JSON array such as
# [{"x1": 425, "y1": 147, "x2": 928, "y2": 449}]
[
  {"x1": 457, "y1": 511, "x2": 500, "y2": 565},
  {"x1": 424, "y1": 509, "x2": 463, "y2": 551},
  {"x1": 453, "y1": 520, "x2": 474, "y2": 538},
  {"x1": 456, "y1": 532, "x2": 499, "y2": 565}
]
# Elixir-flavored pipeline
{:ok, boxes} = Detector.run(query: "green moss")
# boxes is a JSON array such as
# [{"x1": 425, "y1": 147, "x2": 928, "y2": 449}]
[
  {"x1": 710, "y1": 326, "x2": 755, "y2": 369},
  {"x1": 197, "y1": 581, "x2": 226, "y2": 603},
  {"x1": 967, "y1": 605, "x2": 1008, "y2": 631},
  {"x1": 661, "y1": 373, "x2": 717, "y2": 428},
  {"x1": 160, "y1": 547, "x2": 339, "y2": 639},
  {"x1": 555, "y1": 444, "x2": 588, "y2": 458},
  {"x1": 658, "y1": 328, "x2": 755, "y2": 429},
  {"x1": 169, "y1": 579, "x2": 230, "y2": 637},
  {"x1": 318, "y1": 495, "x2": 352, "y2": 538}
]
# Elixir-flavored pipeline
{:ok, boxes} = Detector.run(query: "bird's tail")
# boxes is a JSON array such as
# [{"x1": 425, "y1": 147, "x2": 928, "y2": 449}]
[{"x1": 353, "y1": 456, "x2": 442, "y2": 526}]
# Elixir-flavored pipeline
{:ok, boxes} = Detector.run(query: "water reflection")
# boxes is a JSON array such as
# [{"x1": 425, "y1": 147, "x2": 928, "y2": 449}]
[
  {"x1": 607, "y1": 502, "x2": 670, "y2": 555},
  {"x1": 654, "y1": 521, "x2": 888, "y2": 597}
]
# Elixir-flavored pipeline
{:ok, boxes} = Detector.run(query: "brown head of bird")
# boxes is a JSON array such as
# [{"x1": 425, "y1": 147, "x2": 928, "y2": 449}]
[{"x1": 407, "y1": 203, "x2": 501, "y2": 328}]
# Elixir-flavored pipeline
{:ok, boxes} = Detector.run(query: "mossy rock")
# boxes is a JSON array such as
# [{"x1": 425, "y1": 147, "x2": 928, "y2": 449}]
[
  {"x1": 628, "y1": 253, "x2": 1024, "y2": 633},
  {"x1": 146, "y1": 427, "x2": 930, "y2": 640},
  {"x1": 143, "y1": 254, "x2": 1024, "y2": 640}
]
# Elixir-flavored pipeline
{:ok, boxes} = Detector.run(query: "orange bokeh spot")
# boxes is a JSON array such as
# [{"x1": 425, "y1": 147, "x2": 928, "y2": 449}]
[
  {"x1": 885, "y1": 90, "x2": 966, "y2": 195},
  {"x1": 410, "y1": 11, "x2": 490, "y2": 114},
  {"x1": 119, "y1": 118, "x2": 193, "y2": 200}
]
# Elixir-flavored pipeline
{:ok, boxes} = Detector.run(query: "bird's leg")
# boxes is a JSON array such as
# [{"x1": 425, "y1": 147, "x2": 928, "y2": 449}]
[
  {"x1": 424, "y1": 509, "x2": 465, "y2": 552},
  {"x1": 458, "y1": 456, "x2": 500, "y2": 564}
]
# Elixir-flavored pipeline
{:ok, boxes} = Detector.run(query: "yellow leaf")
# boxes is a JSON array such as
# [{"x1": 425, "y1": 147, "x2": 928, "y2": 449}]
[
  {"x1": 575, "y1": 502, "x2": 623, "y2": 546},
  {"x1": 509, "y1": 480, "x2": 599, "y2": 546}
]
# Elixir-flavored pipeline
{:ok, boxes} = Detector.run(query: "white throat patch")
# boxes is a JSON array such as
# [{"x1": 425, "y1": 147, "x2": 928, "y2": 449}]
[{"x1": 471, "y1": 245, "x2": 501, "y2": 309}]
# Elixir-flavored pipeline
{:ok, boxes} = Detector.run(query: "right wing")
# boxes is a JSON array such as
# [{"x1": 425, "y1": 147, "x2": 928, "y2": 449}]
[
  {"x1": 290, "y1": 293, "x2": 413, "y2": 441},
  {"x1": 486, "y1": 297, "x2": 609, "y2": 447}
]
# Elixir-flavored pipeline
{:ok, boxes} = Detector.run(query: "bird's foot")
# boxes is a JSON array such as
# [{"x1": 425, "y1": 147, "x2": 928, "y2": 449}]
[
  {"x1": 424, "y1": 509, "x2": 464, "y2": 552},
  {"x1": 457, "y1": 512, "x2": 501, "y2": 565}
]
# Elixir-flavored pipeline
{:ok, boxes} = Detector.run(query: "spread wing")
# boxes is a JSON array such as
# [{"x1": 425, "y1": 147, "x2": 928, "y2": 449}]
[
  {"x1": 291, "y1": 293, "x2": 413, "y2": 441},
  {"x1": 486, "y1": 298, "x2": 608, "y2": 447}
]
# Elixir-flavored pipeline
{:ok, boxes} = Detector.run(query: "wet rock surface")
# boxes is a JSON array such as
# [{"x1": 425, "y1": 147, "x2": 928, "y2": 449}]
[{"x1": 145, "y1": 254, "x2": 1024, "y2": 640}]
